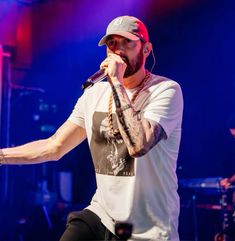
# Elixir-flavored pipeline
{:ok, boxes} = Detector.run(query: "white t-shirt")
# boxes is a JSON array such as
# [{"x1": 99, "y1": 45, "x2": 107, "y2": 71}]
[{"x1": 68, "y1": 73, "x2": 183, "y2": 241}]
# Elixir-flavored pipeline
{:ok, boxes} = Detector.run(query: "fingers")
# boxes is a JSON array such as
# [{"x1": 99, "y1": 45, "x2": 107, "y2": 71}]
[
  {"x1": 107, "y1": 53, "x2": 125, "y2": 63},
  {"x1": 100, "y1": 54, "x2": 126, "y2": 69},
  {"x1": 100, "y1": 54, "x2": 127, "y2": 80},
  {"x1": 100, "y1": 58, "x2": 109, "y2": 70},
  {"x1": 100, "y1": 59, "x2": 109, "y2": 75}
]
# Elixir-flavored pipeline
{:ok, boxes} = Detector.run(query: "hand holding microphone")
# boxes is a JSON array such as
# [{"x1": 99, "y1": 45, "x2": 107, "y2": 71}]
[
  {"x1": 100, "y1": 54, "x2": 127, "y2": 84},
  {"x1": 81, "y1": 54, "x2": 127, "y2": 91}
]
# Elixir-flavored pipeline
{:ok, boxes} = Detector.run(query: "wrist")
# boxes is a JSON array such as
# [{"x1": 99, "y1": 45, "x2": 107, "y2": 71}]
[
  {"x1": 111, "y1": 82, "x2": 123, "y2": 89},
  {"x1": 0, "y1": 149, "x2": 6, "y2": 165},
  {"x1": 109, "y1": 76, "x2": 123, "y2": 87}
]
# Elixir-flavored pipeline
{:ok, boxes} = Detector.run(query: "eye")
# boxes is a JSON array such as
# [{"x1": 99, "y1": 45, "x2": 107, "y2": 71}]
[
  {"x1": 124, "y1": 38, "x2": 132, "y2": 43},
  {"x1": 106, "y1": 39, "x2": 116, "y2": 48},
  {"x1": 122, "y1": 38, "x2": 135, "y2": 48}
]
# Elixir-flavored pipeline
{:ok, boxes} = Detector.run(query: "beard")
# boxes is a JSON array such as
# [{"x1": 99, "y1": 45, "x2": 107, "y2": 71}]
[{"x1": 120, "y1": 48, "x2": 144, "y2": 78}]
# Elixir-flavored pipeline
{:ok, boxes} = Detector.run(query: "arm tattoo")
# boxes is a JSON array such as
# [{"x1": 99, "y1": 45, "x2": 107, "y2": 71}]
[
  {"x1": 111, "y1": 83, "x2": 167, "y2": 156},
  {"x1": 149, "y1": 120, "x2": 166, "y2": 149},
  {"x1": 112, "y1": 85, "x2": 135, "y2": 145},
  {"x1": 116, "y1": 109, "x2": 135, "y2": 146},
  {"x1": 111, "y1": 84, "x2": 145, "y2": 152}
]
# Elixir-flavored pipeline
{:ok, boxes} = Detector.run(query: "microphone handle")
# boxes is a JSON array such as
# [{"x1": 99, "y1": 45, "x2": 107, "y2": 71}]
[{"x1": 81, "y1": 69, "x2": 107, "y2": 91}]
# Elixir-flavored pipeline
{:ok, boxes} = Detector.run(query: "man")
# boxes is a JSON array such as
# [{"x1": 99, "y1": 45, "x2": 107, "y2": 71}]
[{"x1": 0, "y1": 16, "x2": 183, "y2": 240}]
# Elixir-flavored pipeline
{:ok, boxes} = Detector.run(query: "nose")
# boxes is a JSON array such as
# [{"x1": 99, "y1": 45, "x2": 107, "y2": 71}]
[{"x1": 113, "y1": 42, "x2": 125, "y2": 55}]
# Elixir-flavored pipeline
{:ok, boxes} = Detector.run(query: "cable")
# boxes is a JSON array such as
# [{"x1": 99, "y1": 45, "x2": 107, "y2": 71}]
[{"x1": 150, "y1": 48, "x2": 156, "y2": 73}]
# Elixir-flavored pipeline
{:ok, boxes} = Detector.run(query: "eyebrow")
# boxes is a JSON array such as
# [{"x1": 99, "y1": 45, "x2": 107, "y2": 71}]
[{"x1": 106, "y1": 35, "x2": 129, "y2": 41}]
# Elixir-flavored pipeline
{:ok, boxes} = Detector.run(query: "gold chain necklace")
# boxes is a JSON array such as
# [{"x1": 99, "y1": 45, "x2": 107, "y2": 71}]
[{"x1": 108, "y1": 70, "x2": 150, "y2": 137}]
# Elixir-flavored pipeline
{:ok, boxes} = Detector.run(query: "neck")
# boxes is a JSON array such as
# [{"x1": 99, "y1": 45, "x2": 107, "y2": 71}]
[{"x1": 123, "y1": 67, "x2": 147, "y2": 89}]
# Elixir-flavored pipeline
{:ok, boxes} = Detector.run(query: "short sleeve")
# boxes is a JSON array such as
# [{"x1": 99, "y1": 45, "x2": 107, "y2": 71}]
[
  {"x1": 143, "y1": 81, "x2": 183, "y2": 138},
  {"x1": 68, "y1": 92, "x2": 87, "y2": 128}
]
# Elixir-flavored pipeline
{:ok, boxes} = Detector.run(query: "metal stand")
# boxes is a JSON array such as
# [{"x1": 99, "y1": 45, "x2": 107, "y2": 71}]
[
  {"x1": 192, "y1": 194, "x2": 199, "y2": 241},
  {"x1": 1, "y1": 45, "x2": 54, "y2": 241},
  {"x1": 0, "y1": 45, "x2": 13, "y2": 241},
  {"x1": 0, "y1": 45, "x2": 11, "y2": 207}
]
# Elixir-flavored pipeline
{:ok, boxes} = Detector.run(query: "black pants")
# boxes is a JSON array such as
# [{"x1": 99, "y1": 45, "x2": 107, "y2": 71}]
[{"x1": 59, "y1": 209, "x2": 122, "y2": 241}]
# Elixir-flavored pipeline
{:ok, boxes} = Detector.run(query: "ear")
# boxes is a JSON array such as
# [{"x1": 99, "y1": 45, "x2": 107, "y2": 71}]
[{"x1": 143, "y1": 42, "x2": 152, "y2": 57}]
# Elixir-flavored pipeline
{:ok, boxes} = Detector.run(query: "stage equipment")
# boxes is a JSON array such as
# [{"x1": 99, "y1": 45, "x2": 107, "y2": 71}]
[
  {"x1": 115, "y1": 222, "x2": 133, "y2": 240},
  {"x1": 0, "y1": 45, "x2": 11, "y2": 206},
  {"x1": 179, "y1": 177, "x2": 235, "y2": 241}
]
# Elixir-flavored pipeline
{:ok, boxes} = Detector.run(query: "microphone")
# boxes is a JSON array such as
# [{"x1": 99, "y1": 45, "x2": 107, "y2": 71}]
[{"x1": 81, "y1": 69, "x2": 107, "y2": 91}]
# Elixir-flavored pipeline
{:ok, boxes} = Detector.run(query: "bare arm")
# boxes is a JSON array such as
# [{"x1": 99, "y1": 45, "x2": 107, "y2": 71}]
[
  {"x1": 112, "y1": 83, "x2": 166, "y2": 157},
  {"x1": 0, "y1": 120, "x2": 86, "y2": 165}
]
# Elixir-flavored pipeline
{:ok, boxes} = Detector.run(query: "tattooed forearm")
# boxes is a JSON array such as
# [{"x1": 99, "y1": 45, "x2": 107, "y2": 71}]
[
  {"x1": 116, "y1": 108, "x2": 135, "y2": 146},
  {"x1": 111, "y1": 85, "x2": 136, "y2": 145},
  {"x1": 111, "y1": 84, "x2": 147, "y2": 155},
  {"x1": 111, "y1": 83, "x2": 166, "y2": 157},
  {"x1": 148, "y1": 120, "x2": 166, "y2": 150}
]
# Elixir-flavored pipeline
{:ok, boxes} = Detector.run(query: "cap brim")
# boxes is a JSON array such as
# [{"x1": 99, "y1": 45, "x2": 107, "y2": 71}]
[{"x1": 98, "y1": 31, "x2": 140, "y2": 46}]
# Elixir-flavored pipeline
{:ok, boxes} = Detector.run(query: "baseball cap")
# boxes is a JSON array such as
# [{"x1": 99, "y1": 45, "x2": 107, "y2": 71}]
[{"x1": 98, "y1": 15, "x2": 149, "y2": 46}]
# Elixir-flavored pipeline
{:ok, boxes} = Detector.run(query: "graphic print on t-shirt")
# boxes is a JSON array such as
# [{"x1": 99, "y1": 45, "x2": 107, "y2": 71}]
[{"x1": 90, "y1": 111, "x2": 135, "y2": 176}]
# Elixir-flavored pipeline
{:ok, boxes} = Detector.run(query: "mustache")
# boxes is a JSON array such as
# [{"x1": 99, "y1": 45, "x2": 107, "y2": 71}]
[{"x1": 118, "y1": 54, "x2": 130, "y2": 66}]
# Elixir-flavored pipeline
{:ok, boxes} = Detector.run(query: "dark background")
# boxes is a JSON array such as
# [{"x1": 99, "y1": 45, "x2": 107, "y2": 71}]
[{"x1": 0, "y1": 0, "x2": 235, "y2": 240}]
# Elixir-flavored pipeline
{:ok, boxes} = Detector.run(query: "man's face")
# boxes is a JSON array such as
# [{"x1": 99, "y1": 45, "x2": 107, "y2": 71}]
[{"x1": 105, "y1": 35, "x2": 144, "y2": 78}]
